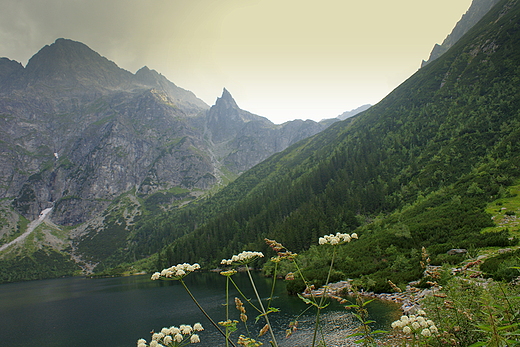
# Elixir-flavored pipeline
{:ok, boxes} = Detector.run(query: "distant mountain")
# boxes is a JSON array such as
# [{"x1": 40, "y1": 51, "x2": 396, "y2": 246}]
[
  {"x1": 0, "y1": 38, "x2": 333, "y2": 280},
  {"x1": 206, "y1": 88, "x2": 330, "y2": 174},
  {"x1": 421, "y1": 0, "x2": 501, "y2": 66},
  {"x1": 337, "y1": 104, "x2": 371, "y2": 120}
]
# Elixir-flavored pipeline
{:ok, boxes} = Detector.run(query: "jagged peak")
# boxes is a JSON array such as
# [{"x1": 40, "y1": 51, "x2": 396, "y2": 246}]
[{"x1": 216, "y1": 87, "x2": 239, "y2": 109}]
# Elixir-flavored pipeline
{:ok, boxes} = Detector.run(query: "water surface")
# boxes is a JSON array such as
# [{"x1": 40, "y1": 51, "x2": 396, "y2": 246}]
[{"x1": 0, "y1": 273, "x2": 399, "y2": 346}]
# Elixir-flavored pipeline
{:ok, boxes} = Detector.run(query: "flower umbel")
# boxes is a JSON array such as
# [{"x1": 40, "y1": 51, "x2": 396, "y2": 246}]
[
  {"x1": 221, "y1": 251, "x2": 264, "y2": 266},
  {"x1": 265, "y1": 239, "x2": 298, "y2": 261},
  {"x1": 318, "y1": 232, "x2": 358, "y2": 246},
  {"x1": 391, "y1": 311, "x2": 438, "y2": 340},
  {"x1": 137, "y1": 322, "x2": 204, "y2": 346},
  {"x1": 151, "y1": 263, "x2": 201, "y2": 281},
  {"x1": 237, "y1": 335, "x2": 263, "y2": 346}
]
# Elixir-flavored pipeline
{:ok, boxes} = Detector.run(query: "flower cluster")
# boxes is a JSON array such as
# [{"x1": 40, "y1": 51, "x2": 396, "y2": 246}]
[
  {"x1": 237, "y1": 335, "x2": 263, "y2": 346},
  {"x1": 235, "y1": 297, "x2": 248, "y2": 323},
  {"x1": 265, "y1": 238, "x2": 297, "y2": 262},
  {"x1": 318, "y1": 232, "x2": 358, "y2": 246},
  {"x1": 137, "y1": 323, "x2": 204, "y2": 346},
  {"x1": 151, "y1": 263, "x2": 201, "y2": 281},
  {"x1": 221, "y1": 251, "x2": 264, "y2": 266},
  {"x1": 391, "y1": 311, "x2": 438, "y2": 337}
]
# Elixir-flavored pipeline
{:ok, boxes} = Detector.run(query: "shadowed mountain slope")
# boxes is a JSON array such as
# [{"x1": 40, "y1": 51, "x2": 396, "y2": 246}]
[{"x1": 131, "y1": 0, "x2": 520, "y2": 289}]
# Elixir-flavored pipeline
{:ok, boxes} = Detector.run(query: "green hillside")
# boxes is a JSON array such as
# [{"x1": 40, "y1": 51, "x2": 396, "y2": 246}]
[{"x1": 103, "y1": 0, "x2": 520, "y2": 290}]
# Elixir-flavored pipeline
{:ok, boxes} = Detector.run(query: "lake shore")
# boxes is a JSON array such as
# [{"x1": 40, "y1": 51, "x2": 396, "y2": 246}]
[{"x1": 306, "y1": 280, "x2": 430, "y2": 315}]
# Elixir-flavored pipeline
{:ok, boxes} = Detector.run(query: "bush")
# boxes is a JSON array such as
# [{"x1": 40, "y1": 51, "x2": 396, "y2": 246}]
[{"x1": 480, "y1": 249, "x2": 520, "y2": 282}]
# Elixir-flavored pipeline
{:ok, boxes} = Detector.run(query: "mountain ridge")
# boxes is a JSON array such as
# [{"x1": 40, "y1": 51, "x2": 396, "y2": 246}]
[
  {"x1": 134, "y1": 0, "x2": 520, "y2": 291},
  {"x1": 0, "y1": 38, "x2": 336, "y2": 278}
]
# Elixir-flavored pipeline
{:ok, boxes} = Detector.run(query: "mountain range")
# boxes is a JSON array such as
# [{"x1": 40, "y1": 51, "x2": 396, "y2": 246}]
[
  {"x1": 0, "y1": 38, "x2": 340, "y2": 225},
  {"x1": 1, "y1": 0, "x2": 518, "y2": 285}
]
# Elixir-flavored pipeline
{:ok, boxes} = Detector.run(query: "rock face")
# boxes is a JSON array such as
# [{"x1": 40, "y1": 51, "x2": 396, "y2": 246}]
[
  {"x1": 0, "y1": 38, "x2": 333, "y2": 226},
  {"x1": 205, "y1": 88, "x2": 328, "y2": 174},
  {"x1": 421, "y1": 0, "x2": 502, "y2": 67}
]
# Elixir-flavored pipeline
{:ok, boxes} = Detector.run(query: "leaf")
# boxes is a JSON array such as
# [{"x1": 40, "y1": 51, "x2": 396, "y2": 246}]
[
  {"x1": 371, "y1": 330, "x2": 388, "y2": 334},
  {"x1": 345, "y1": 332, "x2": 365, "y2": 338},
  {"x1": 362, "y1": 299, "x2": 375, "y2": 306},
  {"x1": 297, "y1": 293, "x2": 319, "y2": 308},
  {"x1": 344, "y1": 304, "x2": 360, "y2": 309}
]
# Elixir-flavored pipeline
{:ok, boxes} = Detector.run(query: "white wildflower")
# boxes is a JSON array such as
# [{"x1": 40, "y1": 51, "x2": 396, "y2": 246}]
[
  {"x1": 193, "y1": 323, "x2": 204, "y2": 331},
  {"x1": 318, "y1": 232, "x2": 358, "y2": 245},
  {"x1": 174, "y1": 333, "x2": 183, "y2": 343},
  {"x1": 152, "y1": 332, "x2": 164, "y2": 341},
  {"x1": 180, "y1": 324, "x2": 193, "y2": 334},
  {"x1": 190, "y1": 334, "x2": 201, "y2": 343},
  {"x1": 391, "y1": 320, "x2": 402, "y2": 329},
  {"x1": 221, "y1": 251, "x2": 264, "y2": 265},
  {"x1": 403, "y1": 326, "x2": 412, "y2": 334},
  {"x1": 151, "y1": 272, "x2": 161, "y2": 280},
  {"x1": 412, "y1": 321, "x2": 420, "y2": 330},
  {"x1": 170, "y1": 327, "x2": 181, "y2": 335},
  {"x1": 421, "y1": 328, "x2": 432, "y2": 337},
  {"x1": 160, "y1": 328, "x2": 170, "y2": 335}
]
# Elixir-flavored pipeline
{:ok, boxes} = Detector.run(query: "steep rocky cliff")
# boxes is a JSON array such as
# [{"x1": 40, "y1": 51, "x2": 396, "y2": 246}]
[
  {"x1": 0, "y1": 38, "x2": 333, "y2": 272},
  {"x1": 206, "y1": 88, "x2": 328, "y2": 174},
  {"x1": 421, "y1": 0, "x2": 502, "y2": 66}
]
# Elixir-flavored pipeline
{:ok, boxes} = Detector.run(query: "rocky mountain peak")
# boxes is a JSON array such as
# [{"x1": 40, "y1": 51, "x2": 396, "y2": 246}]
[
  {"x1": 0, "y1": 58, "x2": 23, "y2": 87},
  {"x1": 215, "y1": 87, "x2": 239, "y2": 110},
  {"x1": 421, "y1": 0, "x2": 501, "y2": 66},
  {"x1": 21, "y1": 38, "x2": 133, "y2": 91}
]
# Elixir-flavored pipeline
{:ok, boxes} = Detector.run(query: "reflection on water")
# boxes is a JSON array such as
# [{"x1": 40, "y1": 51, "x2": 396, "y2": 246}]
[{"x1": 0, "y1": 273, "x2": 400, "y2": 347}]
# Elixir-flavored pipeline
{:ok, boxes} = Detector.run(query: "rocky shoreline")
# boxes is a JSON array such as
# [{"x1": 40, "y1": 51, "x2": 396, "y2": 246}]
[{"x1": 306, "y1": 280, "x2": 431, "y2": 314}]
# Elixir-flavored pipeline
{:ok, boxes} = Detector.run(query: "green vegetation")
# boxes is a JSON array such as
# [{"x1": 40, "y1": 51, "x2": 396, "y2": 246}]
[
  {"x1": 0, "y1": 247, "x2": 80, "y2": 283},
  {"x1": 98, "y1": 0, "x2": 520, "y2": 290}
]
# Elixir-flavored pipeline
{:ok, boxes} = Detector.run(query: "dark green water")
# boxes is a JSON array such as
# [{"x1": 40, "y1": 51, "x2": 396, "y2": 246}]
[{"x1": 0, "y1": 272, "x2": 400, "y2": 346}]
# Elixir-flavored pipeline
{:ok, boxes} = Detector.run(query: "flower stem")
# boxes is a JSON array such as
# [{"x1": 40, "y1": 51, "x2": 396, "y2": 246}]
[
  {"x1": 229, "y1": 277, "x2": 262, "y2": 313},
  {"x1": 267, "y1": 261, "x2": 278, "y2": 309},
  {"x1": 226, "y1": 276, "x2": 230, "y2": 347},
  {"x1": 312, "y1": 246, "x2": 337, "y2": 347},
  {"x1": 245, "y1": 265, "x2": 279, "y2": 347},
  {"x1": 180, "y1": 279, "x2": 238, "y2": 347}
]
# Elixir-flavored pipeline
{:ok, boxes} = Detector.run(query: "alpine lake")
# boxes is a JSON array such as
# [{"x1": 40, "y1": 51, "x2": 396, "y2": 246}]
[{"x1": 0, "y1": 272, "x2": 401, "y2": 346}]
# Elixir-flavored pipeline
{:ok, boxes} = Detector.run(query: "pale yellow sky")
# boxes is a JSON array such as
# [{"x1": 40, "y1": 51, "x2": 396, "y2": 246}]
[{"x1": 0, "y1": 0, "x2": 473, "y2": 123}]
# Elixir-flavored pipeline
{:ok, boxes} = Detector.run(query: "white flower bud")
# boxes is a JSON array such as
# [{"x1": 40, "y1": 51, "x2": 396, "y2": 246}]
[{"x1": 190, "y1": 334, "x2": 201, "y2": 343}]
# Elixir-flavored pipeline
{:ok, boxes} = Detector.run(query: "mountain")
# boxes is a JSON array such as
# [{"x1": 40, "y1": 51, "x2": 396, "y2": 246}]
[
  {"x1": 0, "y1": 39, "x2": 333, "y2": 280},
  {"x1": 421, "y1": 0, "x2": 502, "y2": 66},
  {"x1": 206, "y1": 88, "x2": 329, "y2": 174},
  {"x1": 135, "y1": 0, "x2": 519, "y2": 291},
  {"x1": 337, "y1": 104, "x2": 371, "y2": 120}
]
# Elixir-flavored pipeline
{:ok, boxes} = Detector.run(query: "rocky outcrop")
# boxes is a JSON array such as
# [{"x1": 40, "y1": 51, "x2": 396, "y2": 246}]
[
  {"x1": 421, "y1": 0, "x2": 502, "y2": 67},
  {"x1": 206, "y1": 88, "x2": 331, "y2": 174}
]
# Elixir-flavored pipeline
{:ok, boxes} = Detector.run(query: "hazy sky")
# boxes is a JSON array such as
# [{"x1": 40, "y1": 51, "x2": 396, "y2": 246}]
[{"x1": 0, "y1": 0, "x2": 472, "y2": 123}]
